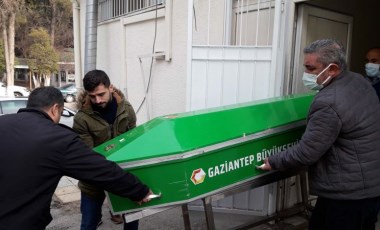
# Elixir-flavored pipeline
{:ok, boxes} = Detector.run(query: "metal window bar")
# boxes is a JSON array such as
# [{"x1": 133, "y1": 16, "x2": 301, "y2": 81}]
[
  {"x1": 267, "y1": 0, "x2": 273, "y2": 46},
  {"x1": 244, "y1": 0, "x2": 249, "y2": 45},
  {"x1": 202, "y1": 0, "x2": 275, "y2": 46},
  {"x1": 207, "y1": 0, "x2": 211, "y2": 46},
  {"x1": 239, "y1": 0, "x2": 243, "y2": 46},
  {"x1": 223, "y1": 0, "x2": 227, "y2": 46},
  {"x1": 98, "y1": 0, "x2": 165, "y2": 22},
  {"x1": 255, "y1": 0, "x2": 261, "y2": 46}
]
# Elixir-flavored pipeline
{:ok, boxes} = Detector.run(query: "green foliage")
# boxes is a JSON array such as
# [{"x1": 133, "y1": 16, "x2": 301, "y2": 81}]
[
  {"x1": 15, "y1": 0, "x2": 73, "y2": 57},
  {"x1": 16, "y1": 13, "x2": 27, "y2": 26},
  {"x1": 27, "y1": 28, "x2": 59, "y2": 75},
  {"x1": 28, "y1": 27, "x2": 51, "y2": 46},
  {"x1": 0, "y1": 0, "x2": 73, "y2": 82}
]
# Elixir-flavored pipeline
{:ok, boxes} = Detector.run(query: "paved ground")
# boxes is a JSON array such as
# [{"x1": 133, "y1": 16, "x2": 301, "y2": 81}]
[
  {"x1": 47, "y1": 196, "x2": 308, "y2": 230},
  {"x1": 48, "y1": 176, "x2": 309, "y2": 230},
  {"x1": 48, "y1": 176, "x2": 380, "y2": 230}
]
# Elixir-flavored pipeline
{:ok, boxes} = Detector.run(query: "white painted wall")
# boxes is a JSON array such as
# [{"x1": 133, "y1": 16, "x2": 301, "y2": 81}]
[
  {"x1": 121, "y1": 1, "x2": 188, "y2": 124},
  {"x1": 79, "y1": 1, "x2": 189, "y2": 125},
  {"x1": 97, "y1": 21, "x2": 126, "y2": 92}
]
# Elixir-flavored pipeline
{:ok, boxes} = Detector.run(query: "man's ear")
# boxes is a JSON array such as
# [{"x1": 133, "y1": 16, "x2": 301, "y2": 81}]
[
  {"x1": 109, "y1": 84, "x2": 114, "y2": 93},
  {"x1": 52, "y1": 104, "x2": 61, "y2": 116},
  {"x1": 47, "y1": 103, "x2": 61, "y2": 123},
  {"x1": 328, "y1": 64, "x2": 341, "y2": 78}
]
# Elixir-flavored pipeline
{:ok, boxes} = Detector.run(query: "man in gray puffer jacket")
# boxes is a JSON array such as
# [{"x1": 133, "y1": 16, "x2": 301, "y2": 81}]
[{"x1": 260, "y1": 39, "x2": 380, "y2": 230}]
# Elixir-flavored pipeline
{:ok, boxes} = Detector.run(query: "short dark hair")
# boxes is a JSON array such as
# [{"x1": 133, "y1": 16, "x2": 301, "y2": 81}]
[
  {"x1": 367, "y1": 47, "x2": 380, "y2": 54},
  {"x1": 304, "y1": 39, "x2": 347, "y2": 71},
  {"x1": 83, "y1": 70, "x2": 111, "y2": 91},
  {"x1": 27, "y1": 86, "x2": 64, "y2": 110}
]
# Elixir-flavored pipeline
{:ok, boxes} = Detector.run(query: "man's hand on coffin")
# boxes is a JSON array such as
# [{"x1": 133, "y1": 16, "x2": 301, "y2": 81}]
[
  {"x1": 257, "y1": 158, "x2": 272, "y2": 171},
  {"x1": 137, "y1": 189, "x2": 153, "y2": 205}
]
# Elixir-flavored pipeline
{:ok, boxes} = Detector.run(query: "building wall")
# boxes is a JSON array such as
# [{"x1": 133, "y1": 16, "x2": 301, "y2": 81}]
[
  {"x1": 80, "y1": 1, "x2": 189, "y2": 124},
  {"x1": 97, "y1": 21, "x2": 126, "y2": 93},
  {"x1": 77, "y1": 0, "x2": 379, "y2": 124}
]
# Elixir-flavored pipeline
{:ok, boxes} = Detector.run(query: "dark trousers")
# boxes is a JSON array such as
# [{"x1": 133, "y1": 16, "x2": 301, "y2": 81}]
[
  {"x1": 308, "y1": 196, "x2": 380, "y2": 230},
  {"x1": 80, "y1": 193, "x2": 104, "y2": 230}
]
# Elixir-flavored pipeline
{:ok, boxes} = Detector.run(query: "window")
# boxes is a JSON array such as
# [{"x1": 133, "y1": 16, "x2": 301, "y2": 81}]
[
  {"x1": 232, "y1": 0, "x2": 275, "y2": 46},
  {"x1": 191, "y1": 0, "x2": 275, "y2": 46},
  {"x1": 0, "y1": 100, "x2": 28, "y2": 115},
  {"x1": 15, "y1": 68, "x2": 29, "y2": 81},
  {"x1": 99, "y1": 0, "x2": 165, "y2": 22}
]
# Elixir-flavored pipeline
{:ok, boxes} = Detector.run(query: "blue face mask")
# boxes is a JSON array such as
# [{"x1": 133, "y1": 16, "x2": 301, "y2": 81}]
[
  {"x1": 302, "y1": 64, "x2": 333, "y2": 91},
  {"x1": 365, "y1": 63, "x2": 380, "y2": 77}
]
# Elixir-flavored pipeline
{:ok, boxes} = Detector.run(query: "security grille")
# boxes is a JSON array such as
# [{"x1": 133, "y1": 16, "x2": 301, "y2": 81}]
[
  {"x1": 98, "y1": 0, "x2": 165, "y2": 22},
  {"x1": 190, "y1": 0, "x2": 278, "y2": 111}
]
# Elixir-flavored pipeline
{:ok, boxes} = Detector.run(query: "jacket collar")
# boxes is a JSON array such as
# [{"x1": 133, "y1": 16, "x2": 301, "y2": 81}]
[{"x1": 18, "y1": 108, "x2": 55, "y2": 123}]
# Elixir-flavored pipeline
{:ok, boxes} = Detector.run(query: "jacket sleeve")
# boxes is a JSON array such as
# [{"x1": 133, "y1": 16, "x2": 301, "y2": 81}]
[
  {"x1": 61, "y1": 135, "x2": 149, "y2": 201},
  {"x1": 72, "y1": 112, "x2": 95, "y2": 148},
  {"x1": 268, "y1": 101, "x2": 342, "y2": 170}
]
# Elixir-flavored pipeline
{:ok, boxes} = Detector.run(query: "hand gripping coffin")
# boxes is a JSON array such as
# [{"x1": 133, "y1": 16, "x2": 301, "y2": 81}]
[{"x1": 94, "y1": 93, "x2": 315, "y2": 214}]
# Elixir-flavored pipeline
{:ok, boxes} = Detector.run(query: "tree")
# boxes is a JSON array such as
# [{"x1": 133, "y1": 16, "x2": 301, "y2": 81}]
[
  {"x1": 51, "y1": 0, "x2": 73, "y2": 49},
  {"x1": 0, "y1": 0, "x2": 24, "y2": 87},
  {"x1": 0, "y1": 0, "x2": 72, "y2": 88},
  {"x1": 15, "y1": 0, "x2": 73, "y2": 57},
  {"x1": 0, "y1": 40, "x2": 6, "y2": 75},
  {"x1": 27, "y1": 27, "x2": 58, "y2": 87}
]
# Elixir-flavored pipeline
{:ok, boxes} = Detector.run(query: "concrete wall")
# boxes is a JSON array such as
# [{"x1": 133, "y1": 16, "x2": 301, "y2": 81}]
[
  {"x1": 120, "y1": 1, "x2": 188, "y2": 124},
  {"x1": 77, "y1": 0, "x2": 379, "y2": 124},
  {"x1": 79, "y1": 1, "x2": 189, "y2": 124},
  {"x1": 97, "y1": 21, "x2": 125, "y2": 92}
]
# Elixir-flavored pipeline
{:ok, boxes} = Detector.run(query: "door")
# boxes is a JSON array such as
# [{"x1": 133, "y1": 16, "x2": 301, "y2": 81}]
[{"x1": 291, "y1": 4, "x2": 353, "y2": 94}]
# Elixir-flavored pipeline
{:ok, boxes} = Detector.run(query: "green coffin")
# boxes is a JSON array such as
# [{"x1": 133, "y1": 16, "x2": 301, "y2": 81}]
[{"x1": 95, "y1": 93, "x2": 315, "y2": 214}]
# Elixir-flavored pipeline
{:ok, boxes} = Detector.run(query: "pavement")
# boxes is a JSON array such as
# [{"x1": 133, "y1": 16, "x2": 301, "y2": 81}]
[
  {"x1": 49, "y1": 176, "x2": 309, "y2": 229},
  {"x1": 50, "y1": 177, "x2": 380, "y2": 230},
  {"x1": 54, "y1": 176, "x2": 81, "y2": 203}
]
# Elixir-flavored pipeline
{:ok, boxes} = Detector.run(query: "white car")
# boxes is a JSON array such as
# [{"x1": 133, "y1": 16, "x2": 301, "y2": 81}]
[
  {"x1": 0, "y1": 97, "x2": 76, "y2": 127},
  {"x1": 0, "y1": 82, "x2": 31, "y2": 97}
]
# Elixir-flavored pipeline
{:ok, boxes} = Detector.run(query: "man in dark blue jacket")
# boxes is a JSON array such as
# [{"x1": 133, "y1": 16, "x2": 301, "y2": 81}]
[
  {"x1": 260, "y1": 39, "x2": 380, "y2": 230},
  {"x1": 364, "y1": 47, "x2": 380, "y2": 100},
  {"x1": 0, "y1": 86, "x2": 152, "y2": 230}
]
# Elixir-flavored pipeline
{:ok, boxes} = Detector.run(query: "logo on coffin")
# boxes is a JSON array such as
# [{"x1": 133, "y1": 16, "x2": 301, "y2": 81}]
[{"x1": 191, "y1": 168, "x2": 206, "y2": 185}]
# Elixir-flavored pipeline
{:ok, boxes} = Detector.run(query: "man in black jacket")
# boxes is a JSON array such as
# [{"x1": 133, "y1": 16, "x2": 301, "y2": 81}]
[
  {"x1": 0, "y1": 86, "x2": 152, "y2": 230},
  {"x1": 260, "y1": 39, "x2": 380, "y2": 229},
  {"x1": 364, "y1": 47, "x2": 380, "y2": 100}
]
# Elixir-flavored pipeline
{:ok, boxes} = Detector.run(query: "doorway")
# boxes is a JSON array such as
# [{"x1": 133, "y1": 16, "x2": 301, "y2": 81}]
[{"x1": 290, "y1": 4, "x2": 353, "y2": 94}]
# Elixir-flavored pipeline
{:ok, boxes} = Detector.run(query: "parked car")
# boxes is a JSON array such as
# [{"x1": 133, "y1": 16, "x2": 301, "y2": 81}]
[
  {"x1": 57, "y1": 83, "x2": 77, "y2": 103},
  {"x1": 0, "y1": 82, "x2": 31, "y2": 97},
  {"x1": 0, "y1": 97, "x2": 76, "y2": 127},
  {"x1": 60, "y1": 106, "x2": 76, "y2": 127}
]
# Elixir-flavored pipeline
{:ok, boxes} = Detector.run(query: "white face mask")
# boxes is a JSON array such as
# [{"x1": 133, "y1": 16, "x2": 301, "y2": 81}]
[
  {"x1": 365, "y1": 63, "x2": 380, "y2": 77},
  {"x1": 302, "y1": 64, "x2": 333, "y2": 91}
]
